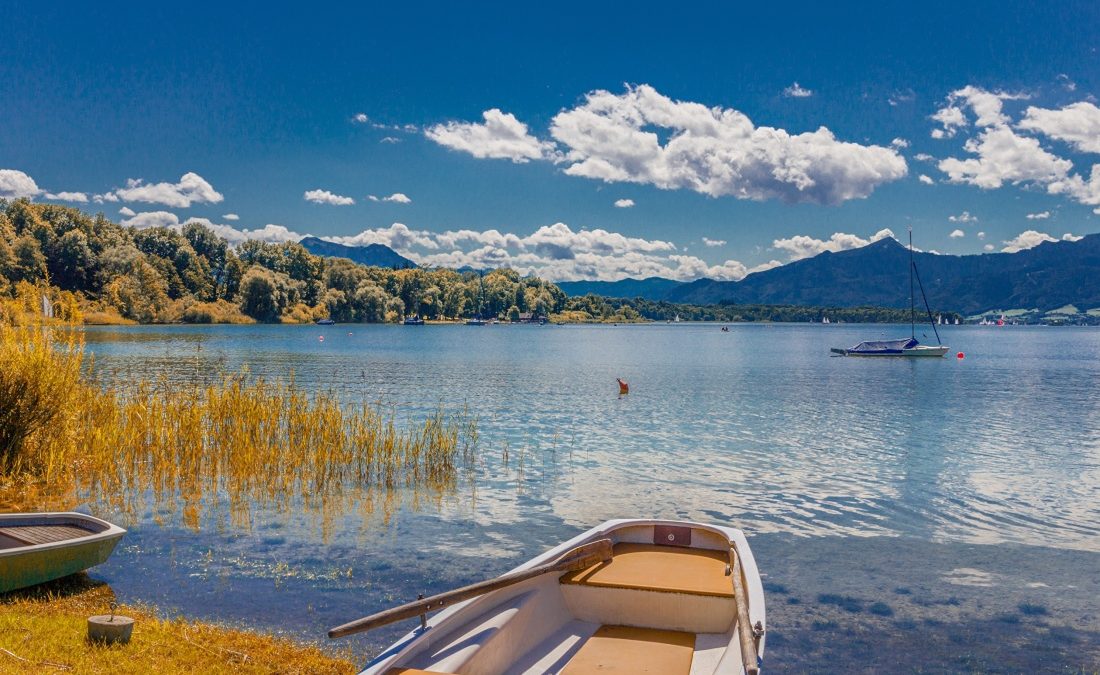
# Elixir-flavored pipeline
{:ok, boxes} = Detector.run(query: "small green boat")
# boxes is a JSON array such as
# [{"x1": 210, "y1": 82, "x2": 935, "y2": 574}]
[{"x1": 0, "y1": 512, "x2": 126, "y2": 593}]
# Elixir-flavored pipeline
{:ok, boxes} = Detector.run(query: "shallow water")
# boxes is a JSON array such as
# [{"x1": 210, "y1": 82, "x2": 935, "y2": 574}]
[{"x1": 80, "y1": 323, "x2": 1100, "y2": 671}]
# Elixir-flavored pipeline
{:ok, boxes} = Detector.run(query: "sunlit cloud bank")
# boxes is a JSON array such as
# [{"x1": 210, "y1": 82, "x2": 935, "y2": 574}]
[
  {"x1": 771, "y1": 228, "x2": 895, "y2": 260},
  {"x1": 321, "y1": 221, "x2": 779, "y2": 281},
  {"x1": 426, "y1": 84, "x2": 907, "y2": 205},
  {"x1": 108, "y1": 211, "x2": 776, "y2": 281},
  {"x1": 933, "y1": 86, "x2": 1100, "y2": 213}
]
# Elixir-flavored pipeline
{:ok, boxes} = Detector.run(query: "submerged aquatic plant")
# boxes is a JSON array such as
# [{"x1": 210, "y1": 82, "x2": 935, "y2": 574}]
[{"x1": 0, "y1": 319, "x2": 478, "y2": 529}]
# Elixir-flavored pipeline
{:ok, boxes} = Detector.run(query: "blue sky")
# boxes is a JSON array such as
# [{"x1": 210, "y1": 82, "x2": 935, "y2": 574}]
[{"x1": 2, "y1": 1, "x2": 1100, "y2": 281}]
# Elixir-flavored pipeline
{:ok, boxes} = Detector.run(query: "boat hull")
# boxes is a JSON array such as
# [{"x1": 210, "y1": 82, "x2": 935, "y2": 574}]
[
  {"x1": 359, "y1": 518, "x2": 765, "y2": 675},
  {"x1": 0, "y1": 513, "x2": 125, "y2": 593},
  {"x1": 834, "y1": 345, "x2": 949, "y2": 357}
]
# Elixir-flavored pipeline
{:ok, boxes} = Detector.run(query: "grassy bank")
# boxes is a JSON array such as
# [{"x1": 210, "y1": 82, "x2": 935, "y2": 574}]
[{"x1": 0, "y1": 575, "x2": 355, "y2": 674}]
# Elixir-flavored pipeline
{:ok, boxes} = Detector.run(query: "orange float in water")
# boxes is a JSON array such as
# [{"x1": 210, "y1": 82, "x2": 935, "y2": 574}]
[
  {"x1": 956, "y1": 352, "x2": 964, "y2": 359},
  {"x1": 319, "y1": 335, "x2": 325, "y2": 342},
  {"x1": 617, "y1": 378, "x2": 629, "y2": 395}
]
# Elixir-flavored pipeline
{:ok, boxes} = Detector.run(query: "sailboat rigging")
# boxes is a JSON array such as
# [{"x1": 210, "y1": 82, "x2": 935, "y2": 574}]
[{"x1": 831, "y1": 229, "x2": 949, "y2": 357}]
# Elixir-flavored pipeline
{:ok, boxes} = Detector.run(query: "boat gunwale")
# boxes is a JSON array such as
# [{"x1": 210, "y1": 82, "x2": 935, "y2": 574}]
[
  {"x1": 0, "y1": 512, "x2": 126, "y2": 558},
  {"x1": 360, "y1": 518, "x2": 765, "y2": 675}
]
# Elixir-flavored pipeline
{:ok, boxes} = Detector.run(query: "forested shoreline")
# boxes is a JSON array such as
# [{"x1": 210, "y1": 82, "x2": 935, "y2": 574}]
[{"x1": 0, "y1": 200, "x2": 956, "y2": 325}]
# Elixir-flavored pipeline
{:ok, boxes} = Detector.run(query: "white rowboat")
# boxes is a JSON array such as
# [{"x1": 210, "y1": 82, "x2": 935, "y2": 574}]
[{"x1": 338, "y1": 518, "x2": 766, "y2": 675}]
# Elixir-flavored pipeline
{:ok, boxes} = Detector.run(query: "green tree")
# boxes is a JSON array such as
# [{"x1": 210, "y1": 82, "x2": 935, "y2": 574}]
[
  {"x1": 53, "y1": 229, "x2": 95, "y2": 290},
  {"x1": 12, "y1": 235, "x2": 47, "y2": 283},
  {"x1": 239, "y1": 267, "x2": 281, "y2": 322}
]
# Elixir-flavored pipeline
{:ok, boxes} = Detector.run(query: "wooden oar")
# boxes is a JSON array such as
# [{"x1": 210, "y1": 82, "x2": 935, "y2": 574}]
[
  {"x1": 727, "y1": 545, "x2": 760, "y2": 675},
  {"x1": 328, "y1": 538, "x2": 613, "y2": 639}
]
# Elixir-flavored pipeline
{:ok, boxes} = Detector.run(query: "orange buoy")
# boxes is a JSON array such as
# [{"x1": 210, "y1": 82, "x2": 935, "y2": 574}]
[
  {"x1": 956, "y1": 351, "x2": 964, "y2": 359},
  {"x1": 617, "y1": 378, "x2": 629, "y2": 395},
  {"x1": 319, "y1": 335, "x2": 325, "y2": 342}
]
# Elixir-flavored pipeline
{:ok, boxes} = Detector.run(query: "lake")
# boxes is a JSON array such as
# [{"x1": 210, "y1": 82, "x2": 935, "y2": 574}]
[{"x1": 79, "y1": 322, "x2": 1100, "y2": 672}]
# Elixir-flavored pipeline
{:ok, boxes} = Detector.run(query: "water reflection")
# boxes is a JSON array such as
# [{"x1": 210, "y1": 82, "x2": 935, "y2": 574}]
[{"x1": 73, "y1": 323, "x2": 1100, "y2": 669}]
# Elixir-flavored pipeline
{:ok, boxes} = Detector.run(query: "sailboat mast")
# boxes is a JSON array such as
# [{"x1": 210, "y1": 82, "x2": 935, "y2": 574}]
[{"x1": 909, "y1": 227, "x2": 915, "y2": 339}]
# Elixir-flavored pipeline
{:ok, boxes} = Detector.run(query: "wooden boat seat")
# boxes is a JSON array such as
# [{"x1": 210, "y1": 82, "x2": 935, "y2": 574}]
[
  {"x1": 560, "y1": 625, "x2": 695, "y2": 674},
  {"x1": 560, "y1": 543, "x2": 732, "y2": 598},
  {"x1": 0, "y1": 525, "x2": 93, "y2": 546}
]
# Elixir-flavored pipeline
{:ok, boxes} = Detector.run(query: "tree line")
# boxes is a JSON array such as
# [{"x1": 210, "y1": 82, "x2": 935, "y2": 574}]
[
  {"x1": 0, "y1": 200, "x2": 567, "y2": 324},
  {"x1": 0, "y1": 199, "x2": 953, "y2": 325}
]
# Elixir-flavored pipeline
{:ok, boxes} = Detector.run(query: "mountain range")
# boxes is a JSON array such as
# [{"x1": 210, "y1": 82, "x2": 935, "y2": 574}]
[
  {"x1": 300, "y1": 232, "x2": 1100, "y2": 314},
  {"x1": 558, "y1": 234, "x2": 1100, "y2": 314},
  {"x1": 299, "y1": 236, "x2": 417, "y2": 269}
]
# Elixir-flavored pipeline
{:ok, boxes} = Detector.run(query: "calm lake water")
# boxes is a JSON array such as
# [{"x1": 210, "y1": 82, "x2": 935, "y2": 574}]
[{"x1": 80, "y1": 323, "x2": 1100, "y2": 672}]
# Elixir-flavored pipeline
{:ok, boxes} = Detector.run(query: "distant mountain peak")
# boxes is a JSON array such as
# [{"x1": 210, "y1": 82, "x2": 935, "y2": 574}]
[{"x1": 299, "y1": 236, "x2": 416, "y2": 269}]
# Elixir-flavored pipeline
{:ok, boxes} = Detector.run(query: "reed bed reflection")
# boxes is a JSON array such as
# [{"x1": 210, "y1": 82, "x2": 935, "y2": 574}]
[{"x1": 0, "y1": 321, "x2": 479, "y2": 531}]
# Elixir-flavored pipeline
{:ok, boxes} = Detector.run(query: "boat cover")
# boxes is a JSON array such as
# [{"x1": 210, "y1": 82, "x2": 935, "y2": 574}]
[{"x1": 847, "y1": 337, "x2": 919, "y2": 353}]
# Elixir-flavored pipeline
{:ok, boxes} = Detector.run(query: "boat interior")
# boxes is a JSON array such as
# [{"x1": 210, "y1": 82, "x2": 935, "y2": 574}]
[
  {"x1": 375, "y1": 522, "x2": 761, "y2": 675},
  {"x1": 0, "y1": 514, "x2": 105, "y2": 551}
]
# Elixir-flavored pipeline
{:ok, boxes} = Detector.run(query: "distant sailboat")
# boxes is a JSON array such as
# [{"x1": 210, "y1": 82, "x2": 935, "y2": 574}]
[{"x1": 832, "y1": 229, "x2": 948, "y2": 357}]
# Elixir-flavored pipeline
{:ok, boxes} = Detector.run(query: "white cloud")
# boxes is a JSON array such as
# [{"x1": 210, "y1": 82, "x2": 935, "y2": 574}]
[
  {"x1": 702, "y1": 237, "x2": 726, "y2": 247},
  {"x1": 998, "y1": 230, "x2": 1081, "y2": 252},
  {"x1": 119, "y1": 206, "x2": 135, "y2": 217},
  {"x1": 0, "y1": 169, "x2": 42, "y2": 199},
  {"x1": 891, "y1": 137, "x2": 910, "y2": 149},
  {"x1": 919, "y1": 174, "x2": 934, "y2": 184},
  {"x1": 1026, "y1": 211, "x2": 1050, "y2": 220},
  {"x1": 353, "y1": 113, "x2": 369, "y2": 124},
  {"x1": 949, "y1": 229, "x2": 965, "y2": 238},
  {"x1": 938, "y1": 125, "x2": 1071, "y2": 189},
  {"x1": 931, "y1": 106, "x2": 967, "y2": 138},
  {"x1": 934, "y1": 87, "x2": 1100, "y2": 213},
  {"x1": 43, "y1": 191, "x2": 88, "y2": 202},
  {"x1": 304, "y1": 189, "x2": 355, "y2": 205},
  {"x1": 425, "y1": 108, "x2": 557, "y2": 163},
  {"x1": 184, "y1": 218, "x2": 303, "y2": 245},
  {"x1": 326, "y1": 222, "x2": 440, "y2": 250},
  {"x1": 549, "y1": 85, "x2": 907, "y2": 205},
  {"x1": 783, "y1": 82, "x2": 813, "y2": 98},
  {"x1": 949, "y1": 211, "x2": 977, "y2": 223},
  {"x1": 222, "y1": 213, "x2": 239, "y2": 221},
  {"x1": 1018, "y1": 101, "x2": 1100, "y2": 154},
  {"x1": 121, "y1": 210, "x2": 180, "y2": 229},
  {"x1": 914, "y1": 153, "x2": 935, "y2": 162},
  {"x1": 977, "y1": 231, "x2": 986, "y2": 239},
  {"x1": 1001, "y1": 229, "x2": 1057, "y2": 253},
  {"x1": 888, "y1": 89, "x2": 916, "y2": 107},
  {"x1": 613, "y1": 198, "x2": 635, "y2": 208},
  {"x1": 1057, "y1": 74, "x2": 1077, "y2": 92},
  {"x1": 380, "y1": 136, "x2": 401, "y2": 143},
  {"x1": 984, "y1": 244, "x2": 995, "y2": 251},
  {"x1": 368, "y1": 192, "x2": 412, "y2": 204},
  {"x1": 114, "y1": 172, "x2": 224, "y2": 208},
  {"x1": 322, "y1": 220, "x2": 759, "y2": 282},
  {"x1": 771, "y1": 228, "x2": 894, "y2": 260},
  {"x1": 93, "y1": 193, "x2": 119, "y2": 203}
]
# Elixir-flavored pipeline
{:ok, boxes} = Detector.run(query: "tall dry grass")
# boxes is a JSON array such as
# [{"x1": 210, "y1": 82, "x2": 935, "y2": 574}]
[{"x1": 0, "y1": 318, "x2": 478, "y2": 527}]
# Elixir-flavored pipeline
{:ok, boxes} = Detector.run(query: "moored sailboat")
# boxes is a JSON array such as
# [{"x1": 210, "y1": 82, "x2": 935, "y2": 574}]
[{"x1": 832, "y1": 229, "x2": 948, "y2": 357}]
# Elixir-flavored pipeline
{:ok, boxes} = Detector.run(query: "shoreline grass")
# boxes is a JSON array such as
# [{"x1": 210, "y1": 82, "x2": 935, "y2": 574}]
[
  {"x1": 0, "y1": 574, "x2": 356, "y2": 674},
  {"x1": 0, "y1": 320, "x2": 478, "y2": 524}
]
